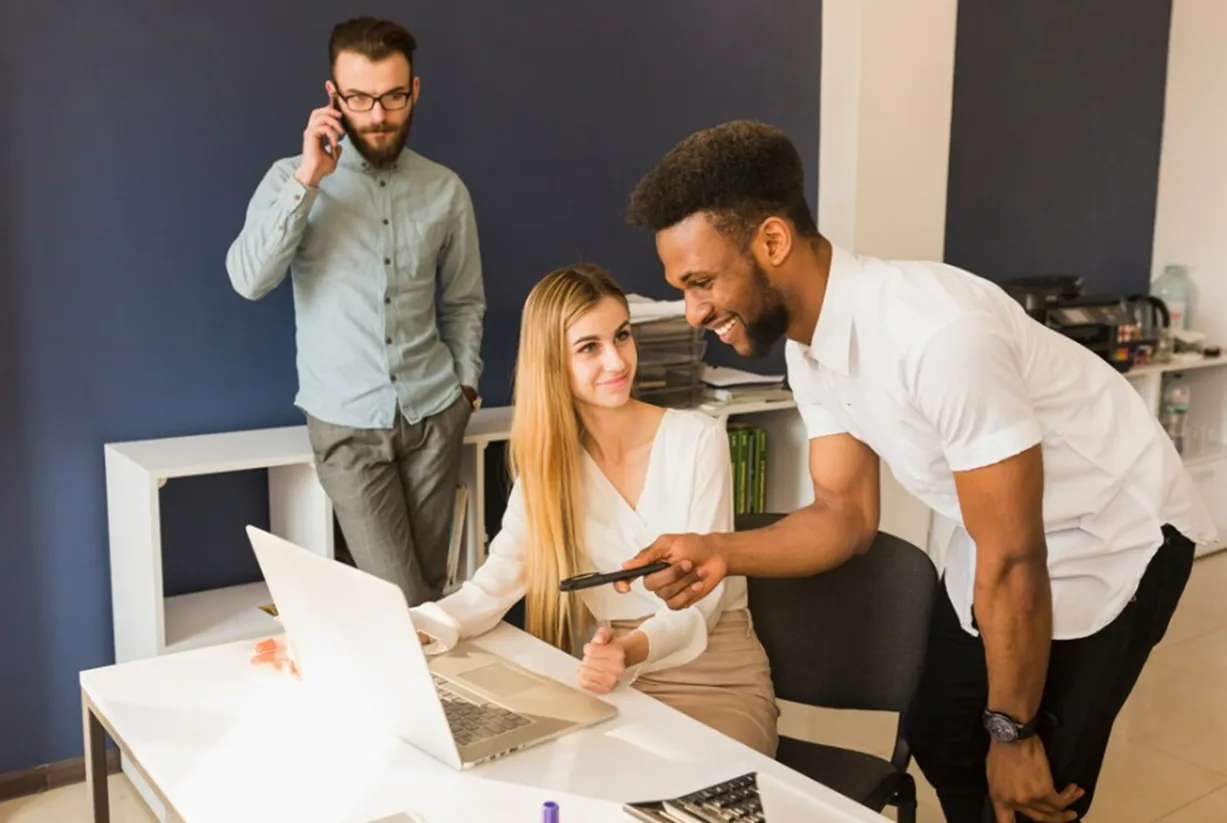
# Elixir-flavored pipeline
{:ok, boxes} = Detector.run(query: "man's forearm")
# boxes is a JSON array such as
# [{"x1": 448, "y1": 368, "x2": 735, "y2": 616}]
[
  {"x1": 437, "y1": 294, "x2": 484, "y2": 389},
  {"x1": 712, "y1": 497, "x2": 873, "y2": 578},
  {"x1": 441, "y1": 328, "x2": 483, "y2": 391},
  {"x1": 974, "y1": 551, "x2": 1052, "y2": 723},
  {"x1": 226, "y1": 175, "x2": 316, "y2": 301}
]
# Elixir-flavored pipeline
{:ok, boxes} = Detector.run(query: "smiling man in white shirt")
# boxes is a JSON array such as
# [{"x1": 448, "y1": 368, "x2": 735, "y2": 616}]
[{"x1": 621, "y1": 120, "x2": 1217, "y2": 823}]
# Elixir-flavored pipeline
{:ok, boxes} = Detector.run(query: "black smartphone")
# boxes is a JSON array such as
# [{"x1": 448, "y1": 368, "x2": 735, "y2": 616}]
[{"x1": 558, "y1": 562, "x2": 672, "y2": 592}]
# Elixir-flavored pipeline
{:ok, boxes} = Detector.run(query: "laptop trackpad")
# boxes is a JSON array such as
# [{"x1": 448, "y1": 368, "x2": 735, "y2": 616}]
[{"x1": 459, "y1": 662, "x2": 543, "y2": 697}]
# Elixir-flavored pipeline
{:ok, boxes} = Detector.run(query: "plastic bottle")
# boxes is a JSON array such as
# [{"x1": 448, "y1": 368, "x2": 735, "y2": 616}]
[
  {"x1": 1152, "y1": 264, "x2": 1194, "y2": 331},
  {"x1": 1161, "y1": 373, "x2": 1191, "y2": 455}
]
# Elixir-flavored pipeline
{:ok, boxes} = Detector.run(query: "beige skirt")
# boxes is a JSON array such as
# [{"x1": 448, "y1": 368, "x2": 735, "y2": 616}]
[{"x1": 609, "y1": 609, "x2": 780, "y2": 757}]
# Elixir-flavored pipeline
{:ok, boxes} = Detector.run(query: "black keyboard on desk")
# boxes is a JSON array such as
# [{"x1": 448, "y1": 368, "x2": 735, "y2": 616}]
[{"x1": 623, "y1": 772, "x2": 765, "y2": 823}]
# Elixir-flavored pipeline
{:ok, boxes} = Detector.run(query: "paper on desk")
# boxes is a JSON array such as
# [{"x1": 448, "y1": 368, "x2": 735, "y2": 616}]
[
  {"x1": 757, "y1": 772, "x2": 831, "y2": 820},
  {"x1": 701, "y1": 365, "x2": 785, "y2": 387},
  {"x1": 625, "y1": 293, "x2": 686, "y2": 324}
]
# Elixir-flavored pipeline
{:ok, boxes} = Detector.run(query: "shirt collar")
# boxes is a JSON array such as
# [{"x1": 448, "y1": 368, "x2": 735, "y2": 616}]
[{"x1": 802, "y1": 243, "x2": 858, "y2": 376}]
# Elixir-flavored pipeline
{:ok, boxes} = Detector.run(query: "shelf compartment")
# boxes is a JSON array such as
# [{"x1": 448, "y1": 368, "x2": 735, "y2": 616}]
[{"x1": 163, "y1": 581, "x2": 281, "y2": 654}]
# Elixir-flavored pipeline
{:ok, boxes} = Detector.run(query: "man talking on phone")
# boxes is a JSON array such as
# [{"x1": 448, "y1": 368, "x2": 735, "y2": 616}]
[
  {"x1": 618, "y1": 120, "x2": 1216, "y2": 822},
  {"x1": 226, "y1": 17, "x2": 485, "y2": 607}
]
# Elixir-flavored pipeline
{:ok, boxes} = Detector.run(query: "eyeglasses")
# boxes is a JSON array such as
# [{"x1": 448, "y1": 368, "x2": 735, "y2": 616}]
[{"x1": 335, "y1": 86, "x2": 413, "y2": 113}]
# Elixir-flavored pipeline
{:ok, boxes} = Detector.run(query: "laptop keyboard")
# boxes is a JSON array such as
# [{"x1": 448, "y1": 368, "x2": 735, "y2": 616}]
[
  {"x1": 664, "y1": 772, "x2": 765, "y2": 823},
  {"x1": 432, "y1": 675, "x2": 531, "y2": 747}
]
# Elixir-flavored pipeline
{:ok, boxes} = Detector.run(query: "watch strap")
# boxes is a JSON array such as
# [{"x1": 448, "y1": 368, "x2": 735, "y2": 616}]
[{"x1": 983, "y1": 708, "x2": 1040, "y2": 742}]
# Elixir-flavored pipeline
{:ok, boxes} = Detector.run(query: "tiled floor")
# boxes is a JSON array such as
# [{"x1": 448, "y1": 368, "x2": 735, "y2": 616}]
[{"x1": 4, "y1": 551, "x2": 1227, "y2": 823}]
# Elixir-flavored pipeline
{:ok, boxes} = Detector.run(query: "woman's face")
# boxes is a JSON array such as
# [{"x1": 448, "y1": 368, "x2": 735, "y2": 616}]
[{"x1": 566, "y1": 296, "x2": 638, "y2": 410}]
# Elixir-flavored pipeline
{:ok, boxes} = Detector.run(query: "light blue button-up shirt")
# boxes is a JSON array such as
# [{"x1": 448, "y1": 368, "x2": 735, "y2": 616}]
[{"x1": 225, "y1": 138, "x2": 485, "y2": 428}]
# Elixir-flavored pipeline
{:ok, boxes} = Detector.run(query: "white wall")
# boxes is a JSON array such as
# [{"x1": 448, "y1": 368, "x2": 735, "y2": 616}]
[
  {"x1": 1151, "y1": 0, "x2": 1227, "y2": 345},
  {"x1": 819, "y1": 0, "x2": 958, "y2": 262},
  {"x1": 818, "y1": 0, "x2": 960, "y2": 560}
]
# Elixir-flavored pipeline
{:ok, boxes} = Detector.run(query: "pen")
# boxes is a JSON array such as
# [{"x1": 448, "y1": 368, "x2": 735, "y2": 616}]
[{"x1": 542, "y1": 800, "x2": 559, "y2": 823}]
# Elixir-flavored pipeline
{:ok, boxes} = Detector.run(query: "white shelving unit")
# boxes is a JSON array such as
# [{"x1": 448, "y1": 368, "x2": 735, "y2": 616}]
[
  {"x1": 1122, "y1": 354, "x2": 1227, "y2": 557},
  {"x1": 105, "y1": 426, "x2": 335, "y2": 665}
]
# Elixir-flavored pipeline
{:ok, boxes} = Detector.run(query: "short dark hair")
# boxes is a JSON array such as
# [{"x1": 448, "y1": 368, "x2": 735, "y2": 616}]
[
  {"x1": 329, "y1": 17, "x2": 417, "y2": 74},
  {"x1": 627, "y1": 120, "x2": 818, "y2": 247}
]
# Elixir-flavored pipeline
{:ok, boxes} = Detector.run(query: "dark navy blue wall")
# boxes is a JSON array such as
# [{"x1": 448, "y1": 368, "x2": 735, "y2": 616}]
[
  {"x1": 0, "y1": 1, "x2": 820, "y2": 771},
  {"x1": 945, "y1": 0, "x2": 1172, "y2": 294}
]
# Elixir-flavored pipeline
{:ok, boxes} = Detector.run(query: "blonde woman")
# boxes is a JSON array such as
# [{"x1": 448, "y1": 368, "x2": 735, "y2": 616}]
[{"x1": 256, "y1": 263, "x2": 779, "y2": 755}]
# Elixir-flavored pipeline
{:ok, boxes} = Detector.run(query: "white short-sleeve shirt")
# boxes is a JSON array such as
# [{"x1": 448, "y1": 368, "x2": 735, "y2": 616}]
[{"x1": 786, "y1": 245, "x2": 1217, "y2": 640}]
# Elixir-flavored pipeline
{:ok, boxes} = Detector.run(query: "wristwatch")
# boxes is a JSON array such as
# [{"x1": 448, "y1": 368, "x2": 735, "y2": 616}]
[{"x1": 982, "y1": 709, "x2": 1040, "y2": 743}]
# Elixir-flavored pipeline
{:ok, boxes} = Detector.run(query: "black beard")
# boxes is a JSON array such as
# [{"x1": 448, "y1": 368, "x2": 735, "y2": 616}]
[
  {"x1": 343, "y1": 106, "x2": 415, "y2": 167},
  {"x1": 742, "y1": 259, "x2": 791, "y2": 358}
]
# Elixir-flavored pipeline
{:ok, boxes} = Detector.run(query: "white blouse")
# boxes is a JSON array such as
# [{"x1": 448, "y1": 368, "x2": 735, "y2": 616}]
[{"x1": 410, "y1": 408, "x2": 747, "y2": 675}]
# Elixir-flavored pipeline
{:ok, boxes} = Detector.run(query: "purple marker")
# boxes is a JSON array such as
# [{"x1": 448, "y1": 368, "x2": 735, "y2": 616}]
[{"x1": 542, "y1": 800, "x2": 559, "y2": 823}]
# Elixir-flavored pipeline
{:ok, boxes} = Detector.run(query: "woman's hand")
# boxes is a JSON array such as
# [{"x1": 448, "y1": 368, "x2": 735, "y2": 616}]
[
  {"x1": 250, "y1": 631, "x2": 433, "y2": 678},
  {"x1": 577, "y1": 627, "x2": 626, "y2": 693}
]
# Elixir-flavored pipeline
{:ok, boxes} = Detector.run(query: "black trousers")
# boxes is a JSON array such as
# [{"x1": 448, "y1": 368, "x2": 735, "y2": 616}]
[{"x1": 904, "y1": 525, "x2": 1195, "y2": 822}]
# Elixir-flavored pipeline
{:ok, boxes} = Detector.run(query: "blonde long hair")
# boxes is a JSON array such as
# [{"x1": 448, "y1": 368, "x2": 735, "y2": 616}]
[{"x1": 509, "y1": 263, "x2": 630, "y2": 653}]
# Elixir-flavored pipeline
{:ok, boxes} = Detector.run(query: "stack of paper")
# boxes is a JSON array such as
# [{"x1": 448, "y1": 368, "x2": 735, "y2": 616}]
[
  {"x1": 701, "y1": 365, "x2": 784, "y2": 387},
  {"x1": 625, "y1": 293, "x2": 686, "y2": 325},
  {"x1": 700, "y1": 366, "x2": 791, "y2": 404}
]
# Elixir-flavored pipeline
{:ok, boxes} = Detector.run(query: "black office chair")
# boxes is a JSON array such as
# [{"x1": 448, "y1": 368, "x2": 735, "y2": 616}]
[{"x1": 737, "y1": 513, "x2": 938, "y2": 823}]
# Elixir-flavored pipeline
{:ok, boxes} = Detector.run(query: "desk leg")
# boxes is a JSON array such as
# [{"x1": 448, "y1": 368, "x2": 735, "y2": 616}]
[{"x1": 82, "y1": 693, "x2": 110, "y2": 823}]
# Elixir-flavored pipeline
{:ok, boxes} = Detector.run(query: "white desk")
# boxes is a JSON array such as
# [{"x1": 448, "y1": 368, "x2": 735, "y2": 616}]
[{"x1": 81, "y1": 623, "x2": 888, "y2": 823}]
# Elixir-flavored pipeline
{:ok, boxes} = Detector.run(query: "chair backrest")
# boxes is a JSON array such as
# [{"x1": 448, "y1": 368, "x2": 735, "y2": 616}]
[{"x1": 740, "y1": 513, "x2": 938, "y2": 714}]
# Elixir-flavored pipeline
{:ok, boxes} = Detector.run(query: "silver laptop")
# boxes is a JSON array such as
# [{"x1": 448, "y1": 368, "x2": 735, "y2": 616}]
[{"x1": 245, "y1": 525, "x2": 617, "y2": 769}]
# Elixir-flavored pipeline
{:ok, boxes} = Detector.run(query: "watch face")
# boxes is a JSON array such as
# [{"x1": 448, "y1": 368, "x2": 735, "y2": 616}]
[{"x1": 984, "y1": 712, "x2": 1019, "y2": 742}]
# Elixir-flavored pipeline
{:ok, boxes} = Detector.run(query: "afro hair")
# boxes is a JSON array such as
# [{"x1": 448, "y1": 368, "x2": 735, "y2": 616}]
[{"x1": 627, "y1": 120, "x2": 818, "y2": 246}]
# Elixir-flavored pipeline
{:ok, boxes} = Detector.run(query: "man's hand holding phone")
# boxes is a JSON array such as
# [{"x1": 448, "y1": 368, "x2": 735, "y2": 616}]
[
  {"x1": 294, "y1": 81, "x2": 346, "y2": 189},
  {"x1": 616, "y1": 533, "x2": 727, "y2": 610}
]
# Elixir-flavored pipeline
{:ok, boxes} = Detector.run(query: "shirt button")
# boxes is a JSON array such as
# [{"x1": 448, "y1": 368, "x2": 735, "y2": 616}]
[
  {"x1": 385, "y1": 336, "x2": 392, "y2": 344},
  {"x1": 383, "y1": 218, "x2": 389, "y2": 225},
  {"x1": 384, "y1": 296, "x2": 391, "y2": 305},
  {"x1": 384, "y1": 258, "x2": 391, "y2": 265},
  {"x1": 390, "y1": 374, "x2": 397, "y2": 382},
  {"x1": 379, "y1": 180, "x2": 386, "y2": 188}
]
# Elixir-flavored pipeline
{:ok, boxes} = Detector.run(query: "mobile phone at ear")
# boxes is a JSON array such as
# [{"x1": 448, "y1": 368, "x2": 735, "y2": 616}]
[{"x1": 558, "y1": 562, "x2": 672, "y2": 592}]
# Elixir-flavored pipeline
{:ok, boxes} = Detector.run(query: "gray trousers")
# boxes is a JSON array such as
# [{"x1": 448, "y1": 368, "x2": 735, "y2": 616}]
[{"x1": 305, "y1": 393, "x2": 471, "y2": 607}]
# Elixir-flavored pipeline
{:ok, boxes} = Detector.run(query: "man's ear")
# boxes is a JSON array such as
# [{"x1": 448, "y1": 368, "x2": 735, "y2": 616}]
[{"x1": 759, "y1": 217, "x2": 793, "y2": 267}]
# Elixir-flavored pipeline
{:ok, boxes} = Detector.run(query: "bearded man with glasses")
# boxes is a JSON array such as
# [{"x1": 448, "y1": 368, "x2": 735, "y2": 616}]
[{"x1": 226, "y1": 16, "x2": 486, "y2": 608}]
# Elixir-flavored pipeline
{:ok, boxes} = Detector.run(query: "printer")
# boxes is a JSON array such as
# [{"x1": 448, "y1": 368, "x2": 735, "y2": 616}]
[{"x1": 1000, "y1": 275, "x2": 1169, "y2": 372}]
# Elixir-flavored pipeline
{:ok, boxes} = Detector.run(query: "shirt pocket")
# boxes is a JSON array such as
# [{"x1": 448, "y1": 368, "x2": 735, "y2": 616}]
[{"x1": 394, "y1": 213, "x2": 448, "y2": 280}]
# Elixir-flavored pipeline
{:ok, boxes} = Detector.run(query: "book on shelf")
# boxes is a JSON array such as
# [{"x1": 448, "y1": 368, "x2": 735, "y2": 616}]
[
  {"x1": 728, "y1": 424, "x2": 768, "y2": 515},
  {"x1": 445, "y1": 483, "x2": 469, "y2": 590}
]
